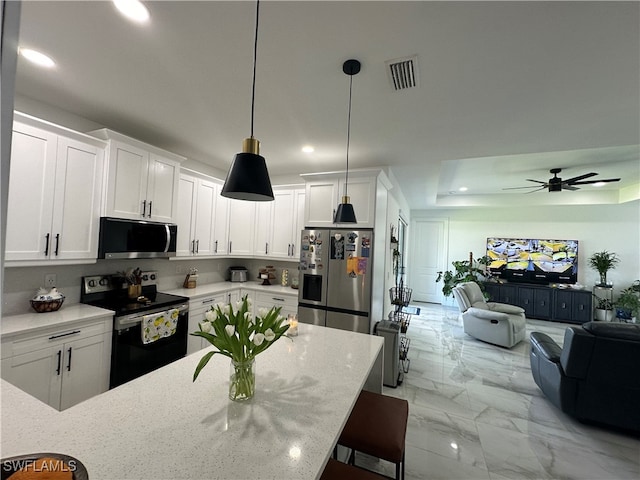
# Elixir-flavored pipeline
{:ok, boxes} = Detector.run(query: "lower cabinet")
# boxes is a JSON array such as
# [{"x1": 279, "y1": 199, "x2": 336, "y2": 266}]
[
  {"x1": 254, "y1": 292, "x2": 298, "y2": 318},
  {"x1": 484, "y1": 282, "x2": 592, "y2": 324},
  {"x1": 1, "y1": 317, "x2": 112, "y2": 410},
  {"x1": 187, "y1": 290, "x2": 239, "y2": 355}
]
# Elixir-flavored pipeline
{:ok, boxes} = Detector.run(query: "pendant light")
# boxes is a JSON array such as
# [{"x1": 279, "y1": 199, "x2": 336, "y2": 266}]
[
  {"x1": 333, "y1": 59, "x2": 360, "y2": 223},
  {"x1": 221, "y1": 0, "x2": 274, "y2": 201}
]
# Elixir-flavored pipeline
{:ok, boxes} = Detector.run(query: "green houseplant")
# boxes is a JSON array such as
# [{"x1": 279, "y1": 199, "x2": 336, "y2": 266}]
[
  {"x1": 593, "y1": 297, "x2": 615, "y2": 322},
  {"x1": 615, "y1": 286, "x2": 640, "y2": 321},
  {"x1": 436, "y1": 252, "x2": 491, "y2": 298},
  {"x1": 588, "y1": 251, "x2": 619, "y2": 286}
]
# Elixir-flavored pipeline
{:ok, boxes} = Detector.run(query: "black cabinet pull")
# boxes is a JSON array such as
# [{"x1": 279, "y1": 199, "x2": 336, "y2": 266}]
[
  {"x1": 265, "y1": 242, "x2": 268, "y2": 255},
  {"x1": 54, "y1": 233, "x2": 60, "y2": 256},
  {"x1": 48, "y1": 330, "x2": 81, "y2": 340},
  {"x1": 44, "y1": 233, "x2": 50, "y2": 256},
  {"x1": 229, "y1": 241, "x2": 232, "y2": 253},
  {"x1": 67, "y1": 347, "x2": 72, "y2": 371},
  {"x1": 142, "y1": 200, "x2": 147, "y2": 217},
  {"x1": 214, "y1": 240, "x2": 218, "y2": 253},
  {"x1": 196, "y1": 239, "x2": 199, "y2": 253},
  {"x1": 148, "y1": 201, "x2": 153, "y2": 217},
  {"x1": 56, "y1": 350, "x2": 62, "y2": 375},
  {"x1": 191, "y1": 240, "x2": 195, "y2": 254}
]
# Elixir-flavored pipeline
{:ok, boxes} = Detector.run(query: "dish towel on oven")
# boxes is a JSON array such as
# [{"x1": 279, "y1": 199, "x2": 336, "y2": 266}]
[{"x1": 142, "y1": 308, "x2": 179, "y2": 344}]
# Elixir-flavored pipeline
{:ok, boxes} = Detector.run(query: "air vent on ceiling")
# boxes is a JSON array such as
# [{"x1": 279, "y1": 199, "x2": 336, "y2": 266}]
[{"x1": 386, "y1": 55, "x2": 419, "y2": 91}]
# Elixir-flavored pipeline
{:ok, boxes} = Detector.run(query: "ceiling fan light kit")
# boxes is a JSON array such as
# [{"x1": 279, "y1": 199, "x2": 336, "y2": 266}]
[
  {"x1": 221, "y1": 0, "x2": 274, "y2": 202},
  {"x1": 334, "y1": 59, "x2": 361, "y2": 224}
]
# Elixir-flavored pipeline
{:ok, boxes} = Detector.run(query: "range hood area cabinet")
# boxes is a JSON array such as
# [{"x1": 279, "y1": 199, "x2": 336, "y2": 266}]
[
  {"x1": 90, "y1": 129, "x2": 184, "y2": 224},
  {"x1": 5, "y1": 113, "x2": 106, "y2": 264},
  {"x1": 301, "y1": 170, "x2": 391, "y2": 228}
]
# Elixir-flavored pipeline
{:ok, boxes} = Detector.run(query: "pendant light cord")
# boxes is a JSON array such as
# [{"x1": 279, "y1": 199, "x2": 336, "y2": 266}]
[
  {"x1": 250, "y1": 0, "x2": 260, "y2": 139},
  {"x1": 345, "y1": 73, "x2": 353, "y2": 197}
]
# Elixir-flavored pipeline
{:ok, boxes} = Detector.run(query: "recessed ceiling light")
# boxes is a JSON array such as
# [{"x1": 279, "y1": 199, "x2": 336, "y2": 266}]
[
  {"x1": 593, "y1": 182, "x2": 607, "y2": 187},
  {"x1": 19, "y1": 48, "x2": 55, "y2": 68},
  {"x1": 113, "y1": 0, "x2": 150, "y2": 23},
  {"x1": 458, "y1": 186, "x2": 468, "y2": 192},
  {"x1": 301, "y1": 145, "x2": 314, "y2": 153}
]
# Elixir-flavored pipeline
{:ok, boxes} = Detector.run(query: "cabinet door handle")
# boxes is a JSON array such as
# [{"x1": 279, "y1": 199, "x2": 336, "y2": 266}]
[
  {"x1": 214, "y1": 240, "x2": 218, "y2": 253},
  {"x1": 229, "y1": 241, "x2": 232, "y2": 253},
  {"x1": 67, "y1": 347, "x2": 72, "y2": 372},
  {"x1": 191, "y1": 240, "x2": 195, "y2": 254},
  {"x1": 148, "y1": 201, "x2": 153, "y2": 218},
  {"x1": 561, "y1": 302, "x2": 566, "y2": 309},
  {"x1": 202, "y1": 298, "x2": 215, "y2": 305},
  {"x1": 196, "y1": 239, "x2": 199, "y2": 254},
  {"x1": 54, "y1": 233, "x2": 60, "y2": 256},
  {"x1": 265, "y1": 243, "x2": 268, "y2": 255},
  {"x1": 44, "y1": 233, "x2": 50, "y2": 256},
  {"x1": 49, "y1": 330, "x2": 81, "y2": 340},
  {"x1": 142, "y1": 200, "x2": 147, "y2": 217},
  {"x1": 56, "y1": 350, "x2": 62, "y2": 376},
  {"x1": 291, "y1": 244, "x2": 295, "y2": 256},
  {"x1": 272, "y1": 297, "x2": 285, "y2": 302}
]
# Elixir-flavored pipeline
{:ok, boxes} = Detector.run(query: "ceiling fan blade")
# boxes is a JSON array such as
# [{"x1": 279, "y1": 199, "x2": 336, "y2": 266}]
[
  {"x1": 526, "y1": 186, "x2": 547, "y2": 194},
  {"x1": 502, "y1": 185, "x2": 543, "y2": 190},
  {"x1": 525, "y1": 179, "x2": 547, "y2": 184},
  {"x1": 563, "y1": 172, "x2": 597, "y2": 184},
  {"x1": 571, "y1": 178, "x2": 621, "y2": 185},
  {"x1": 563, "y1": 185, "x2": 580, "y2": 191}
]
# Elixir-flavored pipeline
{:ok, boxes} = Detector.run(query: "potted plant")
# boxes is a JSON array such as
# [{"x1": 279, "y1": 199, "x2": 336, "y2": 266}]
[
  {"x1": 588, "y1": 251, "x2": 619, "y2": 287},
  {"x1": 615, "y1": 287, "x2": 640, "y2": 322},
  {"x1": 436, "y1": 252, "x2": 491, "y2": 298},
  {"x1": 593, "y1": 297, "x2": 615, "y2": 322}
]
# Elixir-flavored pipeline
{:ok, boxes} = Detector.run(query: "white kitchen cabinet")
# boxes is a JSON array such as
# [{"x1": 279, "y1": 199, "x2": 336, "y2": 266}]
[
  {"x1": 92, "y1": 129, "x2": 184, "y2": 223},
  {"x1": 1, "y1": 316, "x2": 112, "y2": 411},
  {"x1": 254, "y1": 291, "x2": 298, "y2": 318},
  {"x1": 212, "y1": 189, "x2": 230, "y2": 256},
  {"x1": 253, "y1": 187, "x2": 305, "y2": 259},
  {"x1": 227, "y1": 199, "x2": 256, "y2": 256},
  {"x1": 5, "y1": 115, "x2": 105, "y2": 264},
  {"x1": 187, "y1": 289, "x2": 244, "y2": 354},
  {"x1": 303, "y1": 172, "x2": 378, "y2": 228},
  {"x1": 177, "y1": 173, "x2": 217, "y2": 257}
]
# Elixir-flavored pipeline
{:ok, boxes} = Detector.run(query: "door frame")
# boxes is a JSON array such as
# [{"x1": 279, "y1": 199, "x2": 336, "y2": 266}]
[{"x1": 408, "y1": 217, "x2": 449, "y2": 304}]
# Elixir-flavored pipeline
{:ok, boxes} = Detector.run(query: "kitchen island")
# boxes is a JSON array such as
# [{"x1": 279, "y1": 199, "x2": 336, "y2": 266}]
[{"x1": 1, "y1": 323, "x2": 383, "y2": 479}]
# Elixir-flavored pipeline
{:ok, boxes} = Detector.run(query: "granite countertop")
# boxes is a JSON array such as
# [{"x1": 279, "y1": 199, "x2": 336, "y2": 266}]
[
  {"x1": 1, "y1": 323, "x2": 383, "y2": 479},
  {"x1": 166, "y1": 281, "x2": 299, "y2": 300},
  {"x1": 1, "y1": 304, "x2": 115, "y2": 339}
]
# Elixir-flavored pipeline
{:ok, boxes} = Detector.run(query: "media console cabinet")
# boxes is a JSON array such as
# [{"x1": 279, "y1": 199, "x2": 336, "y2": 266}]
[{"x1": 483, "y1": 282, "x2": 592, "y2": 324}]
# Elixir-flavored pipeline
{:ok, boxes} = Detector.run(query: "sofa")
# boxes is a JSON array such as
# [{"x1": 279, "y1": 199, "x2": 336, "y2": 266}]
[
  {"x1": 530, "y1": 322, "x2": 640, "y2": 433},
  {"x1": 452, "y1": 281, "x2": 526, "y2": 348}
]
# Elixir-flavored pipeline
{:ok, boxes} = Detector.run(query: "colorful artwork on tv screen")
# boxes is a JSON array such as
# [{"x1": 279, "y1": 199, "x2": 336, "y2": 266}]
[{"x1": 486, "y1": 237, "x2": 578, "y2": 283}]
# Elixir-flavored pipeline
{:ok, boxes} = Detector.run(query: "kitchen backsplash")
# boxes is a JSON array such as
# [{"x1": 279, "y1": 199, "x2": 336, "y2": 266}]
[{"x1": 2, "y1": 258, "x2": 299, "y2": 316}]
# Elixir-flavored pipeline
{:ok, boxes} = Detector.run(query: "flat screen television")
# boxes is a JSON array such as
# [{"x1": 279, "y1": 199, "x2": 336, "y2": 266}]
[{"x1": 486, "y1": 237, "x2": 578, "y2": 284}]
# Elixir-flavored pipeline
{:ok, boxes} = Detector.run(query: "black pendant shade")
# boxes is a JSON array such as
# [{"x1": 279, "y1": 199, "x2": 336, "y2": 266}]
[
  {"x1": 334, "y1": 59, "x2": 361, "y2": 224},
  {"x1": 221, "y1": 0, "x2": 274, "y2": 202},
  {"x1": 221, "y1": 151, "x2": 274, "y2": 201},
  {"x1": 334, "y1": 197, "x2": 357, "y2": 223}
]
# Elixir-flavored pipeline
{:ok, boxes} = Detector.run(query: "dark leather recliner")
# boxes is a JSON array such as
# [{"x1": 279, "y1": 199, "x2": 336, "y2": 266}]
[{"x1": 530, "y1": 322, "x2": 640, "y2": 433}]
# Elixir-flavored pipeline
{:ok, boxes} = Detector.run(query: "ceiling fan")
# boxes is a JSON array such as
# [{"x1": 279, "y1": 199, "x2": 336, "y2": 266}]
[{"x1": 504, "y1": 168, "x2": 621, "y2": 193}]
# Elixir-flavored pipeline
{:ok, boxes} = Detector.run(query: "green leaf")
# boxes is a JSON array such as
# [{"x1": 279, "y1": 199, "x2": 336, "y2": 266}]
[{"x1": 193, "y1": 351, "x2": 215, "y2": 381}]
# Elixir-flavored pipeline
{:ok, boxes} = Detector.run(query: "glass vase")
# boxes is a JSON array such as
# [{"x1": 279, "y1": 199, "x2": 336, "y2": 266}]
[{"x1": 229, "y1": 358, "x2": 255, "y2": 402}]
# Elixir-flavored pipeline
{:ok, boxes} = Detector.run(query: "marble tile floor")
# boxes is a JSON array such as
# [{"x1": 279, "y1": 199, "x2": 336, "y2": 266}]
[{"x1": 355, "y1": 303, "x2": 640, "y2": 480}]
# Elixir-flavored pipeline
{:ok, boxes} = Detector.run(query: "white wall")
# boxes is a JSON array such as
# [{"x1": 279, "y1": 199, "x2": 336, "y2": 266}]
[{"x1": 411, "y1": 201, "x2": 640, "y2": 297}]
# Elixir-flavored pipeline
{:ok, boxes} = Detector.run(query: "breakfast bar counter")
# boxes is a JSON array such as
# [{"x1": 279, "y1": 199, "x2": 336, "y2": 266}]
[{"x1": 1, "y1": 323, "x2": 383, "y2": 479}]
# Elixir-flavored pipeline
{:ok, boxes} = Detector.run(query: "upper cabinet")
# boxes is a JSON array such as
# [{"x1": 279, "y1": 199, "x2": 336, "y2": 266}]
[
  {"x1": 302, "y1": 170, "x2": 386, "y2": 228},
  {"x1": 91, "y1": 129, "x2": 184, "y2": 223},
  {"x1": 254, "y1": 187, "x2": 305, "y2": 259},
  {"x1": 5, "y1": 114, "x2": 106, "y2": 265}
]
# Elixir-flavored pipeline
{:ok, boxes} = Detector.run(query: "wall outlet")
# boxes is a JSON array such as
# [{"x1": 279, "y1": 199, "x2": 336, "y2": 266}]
[{"x1": 44, "y1": 273, "x2": 57, "y2": 288}]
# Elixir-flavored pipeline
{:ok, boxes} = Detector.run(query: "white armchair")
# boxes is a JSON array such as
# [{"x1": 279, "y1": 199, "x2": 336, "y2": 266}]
[{"x1": 452, "y1": 281, "x2": 526, "y2": 348}]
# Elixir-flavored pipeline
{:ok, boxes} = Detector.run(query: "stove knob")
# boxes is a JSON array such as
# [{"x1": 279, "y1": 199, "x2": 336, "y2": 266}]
[
  {"x1": 88, "y1": 279, "x2": 97, "y2": 288},
  {"x1": 150, "y1": 273, "x2": 156, "y2": 281},
  {"x1": 142, "y1": 274, "x2": 149, "y2": 282},
  {"x1": 99, "y1": 277, "x2": 109, "y2": 286}
]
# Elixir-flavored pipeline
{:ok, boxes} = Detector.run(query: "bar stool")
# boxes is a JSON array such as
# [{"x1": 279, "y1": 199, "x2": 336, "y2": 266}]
[
  {"x1": 321, "y1": 458, "x2": 387, "y2": 480},
  {"x1": 337, "y1": 390, "x2": 409, "y2": 480}
]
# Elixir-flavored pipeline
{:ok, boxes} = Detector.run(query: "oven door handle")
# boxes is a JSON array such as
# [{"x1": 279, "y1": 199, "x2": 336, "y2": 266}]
[
  {"x1": 164, "y1": 224, "x2": 171, "y2": 253},
  {"x1": 118, "y1": 304, "x2": 188, "y2": 327}
]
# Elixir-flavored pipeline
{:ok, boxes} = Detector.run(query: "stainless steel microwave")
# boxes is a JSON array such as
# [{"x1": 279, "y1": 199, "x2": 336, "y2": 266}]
[{"x1": 98, "y1": 217, "x2": 177, "y2": 259}]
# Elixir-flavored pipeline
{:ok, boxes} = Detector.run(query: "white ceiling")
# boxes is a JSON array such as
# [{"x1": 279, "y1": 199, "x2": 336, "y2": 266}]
[{"x1": 13, "y1": 1, "x2": 640, "y2": 209}]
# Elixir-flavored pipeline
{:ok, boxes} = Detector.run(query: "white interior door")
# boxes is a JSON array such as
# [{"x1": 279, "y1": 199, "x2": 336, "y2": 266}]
[{"x1": 409, "y1": 218, "x2": 448, "y2": 303}]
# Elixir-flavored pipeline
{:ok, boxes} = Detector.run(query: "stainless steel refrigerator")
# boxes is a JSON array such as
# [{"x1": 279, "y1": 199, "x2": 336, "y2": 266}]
[{"x1": 297, "y1": 228, "x2": 373, "y2": 334}]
